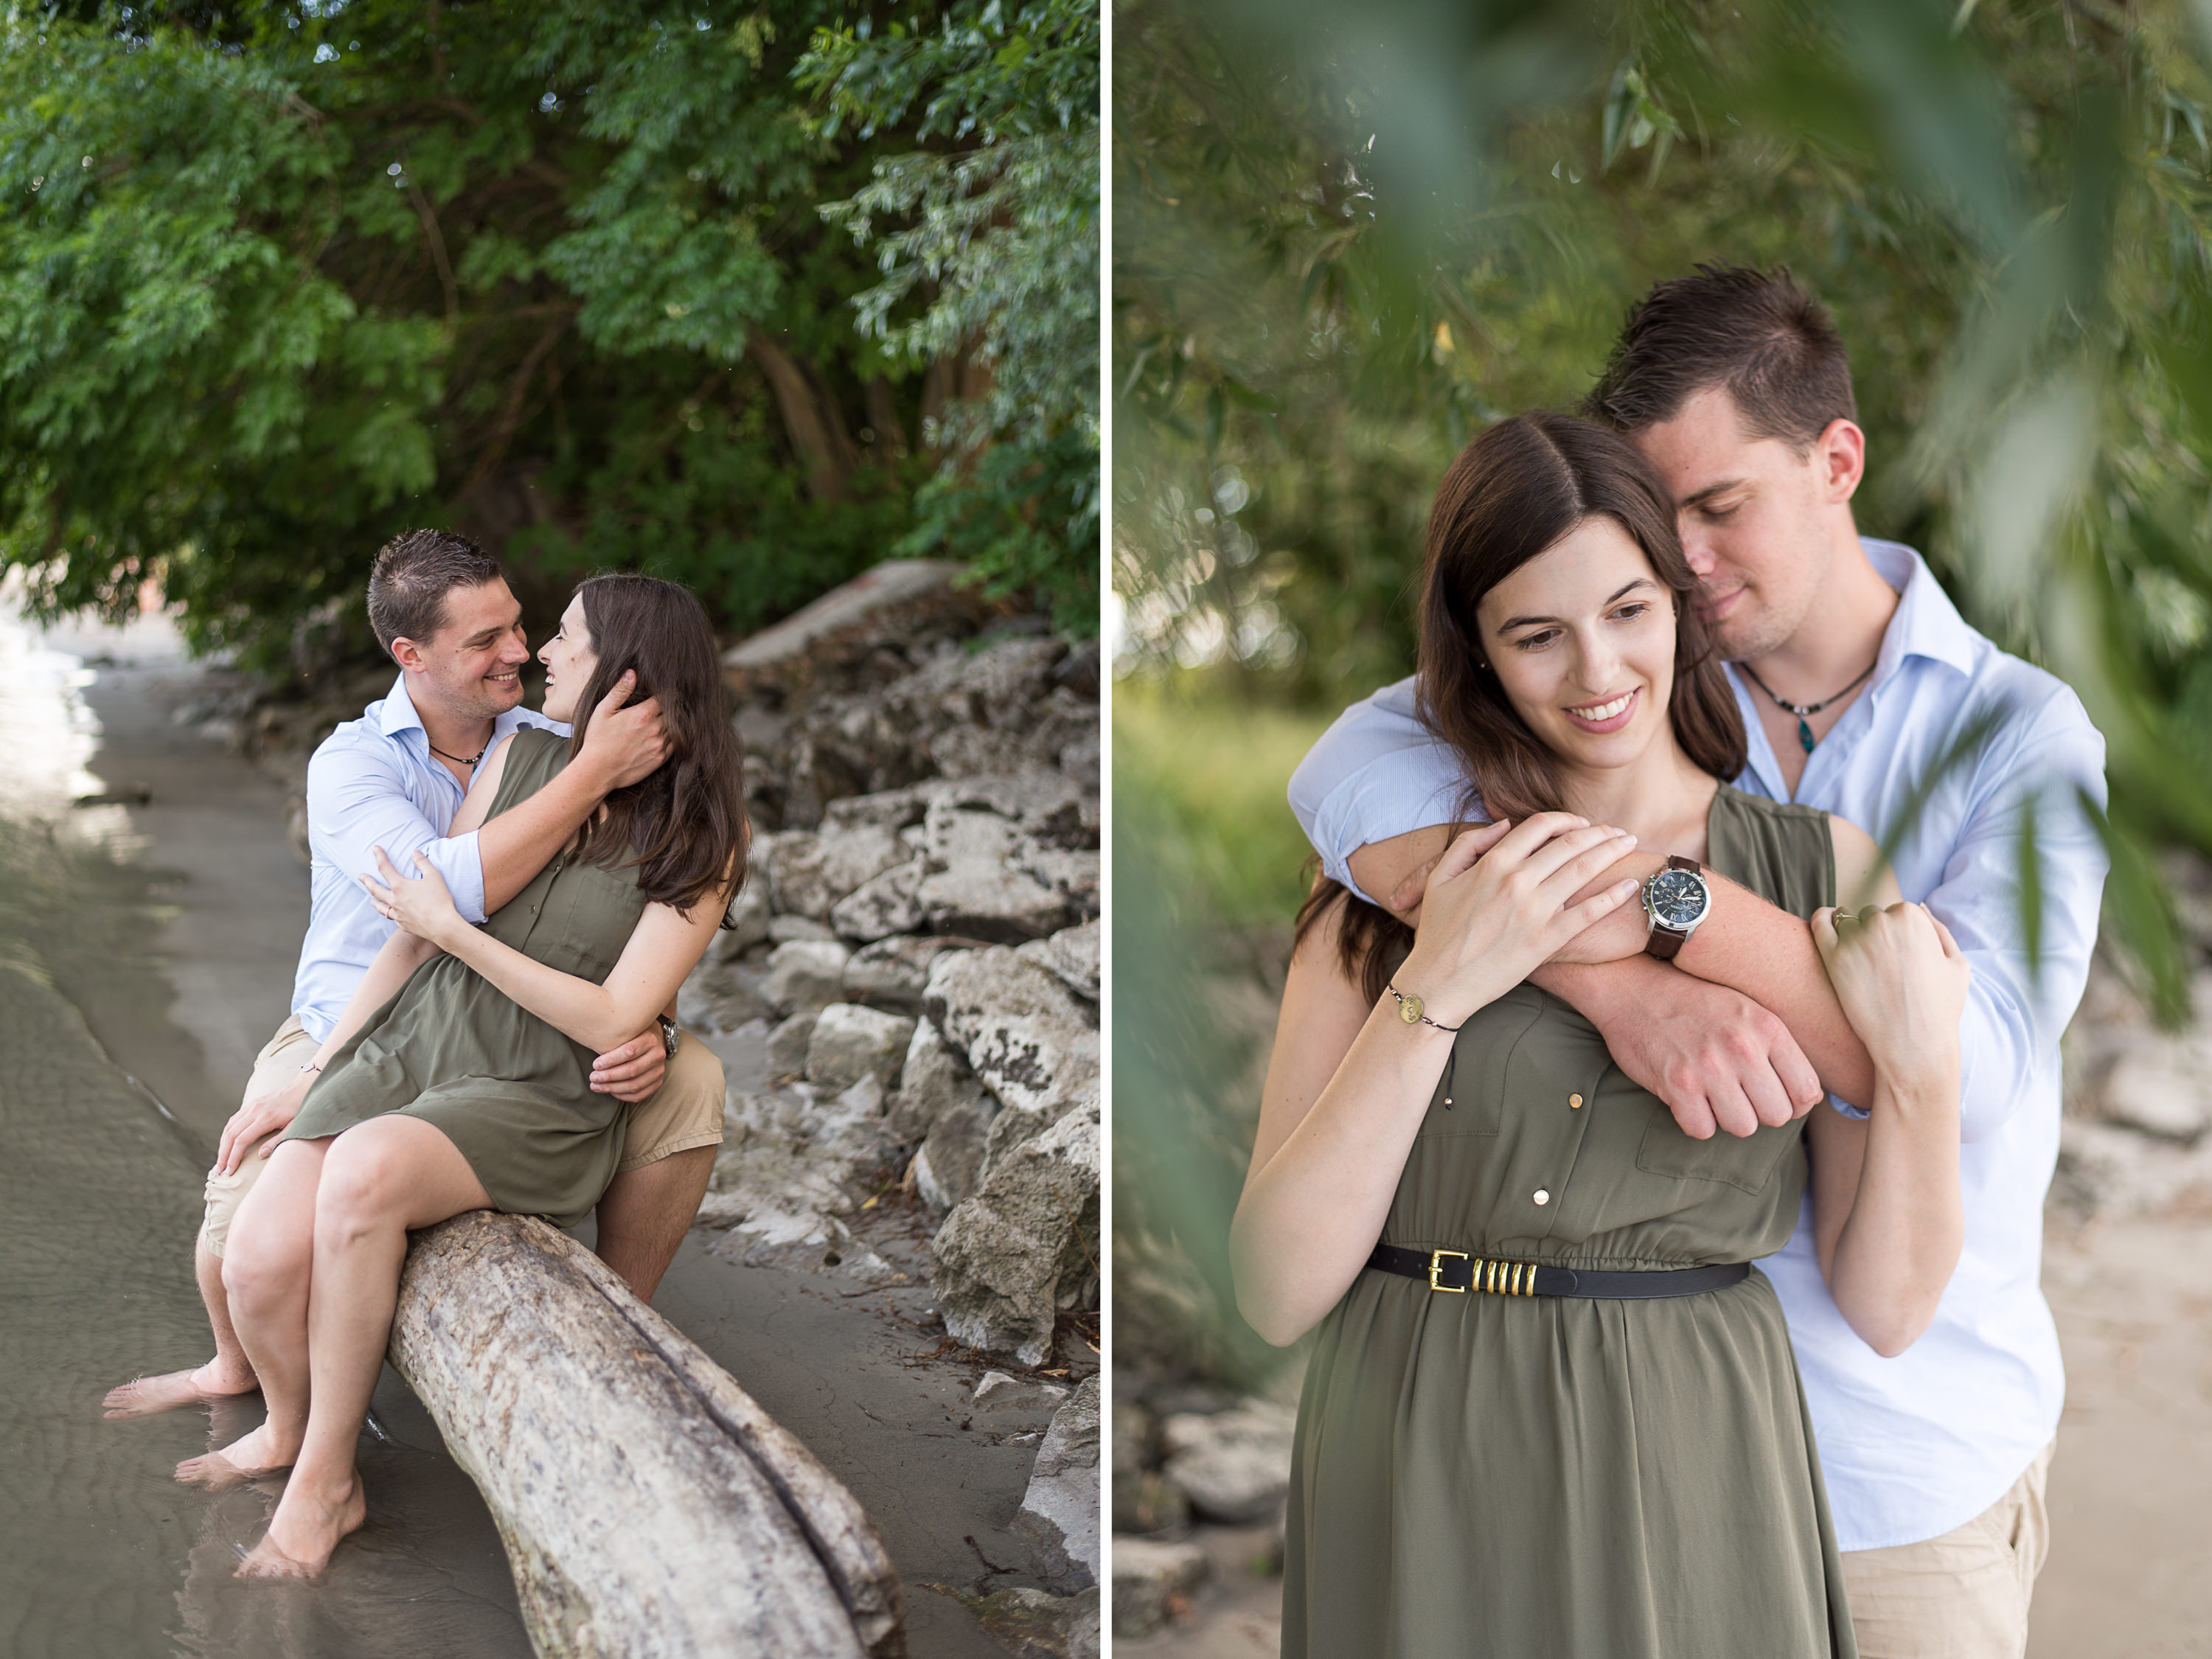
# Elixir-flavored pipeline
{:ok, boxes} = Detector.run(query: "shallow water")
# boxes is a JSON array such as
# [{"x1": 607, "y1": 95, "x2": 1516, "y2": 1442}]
[{"x1": 0, "y1": 599, "x2": 527, "y2": 1658}]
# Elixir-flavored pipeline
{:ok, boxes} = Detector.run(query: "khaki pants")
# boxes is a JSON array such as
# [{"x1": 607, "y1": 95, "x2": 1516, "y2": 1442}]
[
  {"x1": 201, "y1": 1017, "x2": 724, "y2": 1258},
  {"x1": 1840, "y1": 1441, "x2": 2056, "y2": 1659}
]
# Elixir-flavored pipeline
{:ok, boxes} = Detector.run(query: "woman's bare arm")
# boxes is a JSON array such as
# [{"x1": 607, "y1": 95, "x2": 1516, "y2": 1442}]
[
  {"x1": 213, "y1": 927, "x2": 439, "y2": 1173},
  {"x1": 1805, "y1": 900, "x2": 1968, "y2": 1356}
]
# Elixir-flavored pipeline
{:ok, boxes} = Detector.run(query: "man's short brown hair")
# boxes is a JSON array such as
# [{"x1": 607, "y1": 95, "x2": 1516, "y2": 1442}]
[
  {"x1": 1582, "y1": 263, "x2": 1856, "y2": 453},
  {"x1": 366, "y1": 529, "x2": 502, "y2": 655}
]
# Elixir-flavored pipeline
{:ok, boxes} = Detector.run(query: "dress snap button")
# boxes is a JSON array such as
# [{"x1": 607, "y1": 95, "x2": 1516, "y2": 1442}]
[
  {"x1": 1569, "y1": 1093, "x2": 1583, "y2": 1109},
  {"x1": 1534, "y1": 1189, "x2": 1551, "y2": 1206}
]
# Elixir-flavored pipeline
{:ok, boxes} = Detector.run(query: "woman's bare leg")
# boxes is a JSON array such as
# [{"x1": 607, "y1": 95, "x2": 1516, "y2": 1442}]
[
  {"x1": 180, "y1": 1139, "x2": 328, "y2": 1487},
  {"x1": 239, "y1": 1116, "x2": 491, "y2": 1579}
]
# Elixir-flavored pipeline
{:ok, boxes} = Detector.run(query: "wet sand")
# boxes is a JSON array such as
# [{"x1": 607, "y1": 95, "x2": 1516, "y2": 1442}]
[{"x1": 0, "y1": 607, "x2": 1046, "y2": 1655}]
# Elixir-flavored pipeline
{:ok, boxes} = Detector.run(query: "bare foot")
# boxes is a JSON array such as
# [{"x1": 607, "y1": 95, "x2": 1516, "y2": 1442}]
[
  {"x1": 235, "y1": 1473, "x2": 366, "y2": 1580},
  {"x1": 175, "y1": 1422, "x2": 299, "y2": 1489},
  {"x1": 103, "y1": 1360, "x2": 258, "y2": 1419}
]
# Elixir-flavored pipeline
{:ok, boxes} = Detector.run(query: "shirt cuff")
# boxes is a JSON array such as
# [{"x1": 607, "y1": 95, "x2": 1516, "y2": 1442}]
[
  {"x1": 1826, "y1": 1093, "x2": 1870, "y2": 1122},
  {"x1": 420, "y1": 830, "x2": 489, "y2": 924}
]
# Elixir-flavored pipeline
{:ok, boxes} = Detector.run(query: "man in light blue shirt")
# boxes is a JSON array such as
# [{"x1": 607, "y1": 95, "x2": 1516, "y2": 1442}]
[
  {"x1": 1287, "y1": 268, "x2": 2106, "y2": 1656},
  {"x1": 107, "y1": 530, "x2": 719, "y2": 1426}
]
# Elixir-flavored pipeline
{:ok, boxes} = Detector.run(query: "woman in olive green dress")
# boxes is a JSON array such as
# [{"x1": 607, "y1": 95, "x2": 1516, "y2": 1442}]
[
  {"x1": 216, "y1": 574, "x2": 748, "y2": 1578},
  {"x1": 1233, "y1": 414, "x2": 1970, "y2": 1658}
]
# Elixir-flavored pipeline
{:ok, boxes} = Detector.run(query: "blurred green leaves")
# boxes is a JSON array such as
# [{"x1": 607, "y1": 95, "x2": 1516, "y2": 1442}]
[{"x1": 1115, "y1": 0, "x2": 2212, "y2": 1018}]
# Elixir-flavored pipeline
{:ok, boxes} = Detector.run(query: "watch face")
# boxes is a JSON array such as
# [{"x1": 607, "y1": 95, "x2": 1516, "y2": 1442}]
[{"x1": 1646, "y1": 869, "x2": 1708, "y2": 930}]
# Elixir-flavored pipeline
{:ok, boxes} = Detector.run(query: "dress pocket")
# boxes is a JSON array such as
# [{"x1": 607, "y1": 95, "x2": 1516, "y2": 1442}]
[{"x1": 1634, "y1": 1108, "x2": 1804, "y2": 1194}]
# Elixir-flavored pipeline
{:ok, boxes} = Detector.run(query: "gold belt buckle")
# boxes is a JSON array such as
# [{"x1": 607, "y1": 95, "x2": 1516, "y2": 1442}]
[{"x1": 1428, "y1": 1248, "x2": 1469, "y2": 1293}]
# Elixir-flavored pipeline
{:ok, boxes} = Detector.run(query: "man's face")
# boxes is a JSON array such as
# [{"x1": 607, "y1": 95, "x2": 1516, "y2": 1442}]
[
  {"x1": 396, "y1": 579, "x2": 530, "y2": 723},
  {"x1": 1630, "y1": 385, "x2": 1857, "y2": 662}
]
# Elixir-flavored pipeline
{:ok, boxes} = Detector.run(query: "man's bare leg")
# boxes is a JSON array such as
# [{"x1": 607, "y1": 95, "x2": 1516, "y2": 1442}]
[
  {"x1": 102, "y1": 1237, "x2": 260, "y2": 1419},
  {"x1": 592, "y1": 1147, "x2": 714, "y2": 1302}
]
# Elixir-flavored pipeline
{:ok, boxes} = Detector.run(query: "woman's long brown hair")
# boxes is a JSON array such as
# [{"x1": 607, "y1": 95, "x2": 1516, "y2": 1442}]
[
  {"x1": 1296, "y1": 412, "x2": 1745, "y2": 999},
  {"x1": 563, "y1": 573, "x2": 749, "y2": 918}
]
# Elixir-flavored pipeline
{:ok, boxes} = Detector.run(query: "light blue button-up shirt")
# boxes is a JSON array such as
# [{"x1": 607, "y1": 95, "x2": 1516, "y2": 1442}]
[
  {"x1": 1286, "y1": 540, "x2": 2109, "y2": 1551},
  {"x1": 289, "y1": 672, "x2": 566, "y2": 1042}
]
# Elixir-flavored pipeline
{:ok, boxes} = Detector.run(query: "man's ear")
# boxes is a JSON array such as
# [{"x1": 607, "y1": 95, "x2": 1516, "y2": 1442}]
[
  {"x1": 1818, "y1": 418, "x2": 1865, "y2": 503},
  {"x1": 389, "y1": 636, "x2": 427, "y2": 674}
]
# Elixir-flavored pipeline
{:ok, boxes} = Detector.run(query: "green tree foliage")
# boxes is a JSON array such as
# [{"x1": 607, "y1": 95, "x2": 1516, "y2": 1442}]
[
  {"x1": 0, "y1": 0, "x2": 1097, "y2": 669},
  {"x1": 801, "y1": 0, "x2": 1099, "y2": 633},
  {"x1": 1116, "y1": 0, "x2": 2212, "y2": 1017}
]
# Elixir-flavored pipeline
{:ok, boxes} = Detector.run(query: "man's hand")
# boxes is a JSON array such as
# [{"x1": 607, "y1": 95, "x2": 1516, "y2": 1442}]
[
  {"x1": 1537, "y1": 961, "x2": 1824, "y2": 1138},
  {"x1": 577, "y1": 670, "x2": 668, "y2": 791},
  {"x1": 591, "y1": 1029, "x2": 668, "y2": 1103},
  {"x1": 215, "y1": 1070, "x2": 314, "y2": 1175}
]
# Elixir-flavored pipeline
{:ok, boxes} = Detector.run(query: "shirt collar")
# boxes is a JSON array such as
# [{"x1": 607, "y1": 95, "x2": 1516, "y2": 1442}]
[
  {"x1": 1862, "y1": 538, "x2": 1981, "y2": 686},
  {"x1": 375, "y1": 671, "x2": 427, "y2": 739}
]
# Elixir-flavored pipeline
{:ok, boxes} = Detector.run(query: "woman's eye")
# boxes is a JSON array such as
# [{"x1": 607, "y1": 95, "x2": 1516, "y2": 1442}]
[
  {"x1": 1512, "y1": 630, "x2": 1559, "y2": 651},
  {"x1": 1613, "y1": 603, "x2": 1650, "y2": 622}
]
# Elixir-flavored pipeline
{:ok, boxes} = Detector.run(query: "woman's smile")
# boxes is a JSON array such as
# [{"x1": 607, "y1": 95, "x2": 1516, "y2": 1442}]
[{"x1": 1564, "y1": 686, "x2": 1641, "y2": 734}]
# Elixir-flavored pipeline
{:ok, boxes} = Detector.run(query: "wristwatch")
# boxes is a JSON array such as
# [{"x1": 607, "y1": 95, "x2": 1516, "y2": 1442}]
[
  {"x1": 655, "y1": 1015, "x2": 681, "y2": 1060},
  {"x1": 1641, "y1": 855, "x2": 1712, "y2": 961}
]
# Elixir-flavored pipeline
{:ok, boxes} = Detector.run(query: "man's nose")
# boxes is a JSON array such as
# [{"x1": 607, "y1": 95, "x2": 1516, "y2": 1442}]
[{"x1": 1677, "y1": 522, "x2": 1719, "y2": 578}]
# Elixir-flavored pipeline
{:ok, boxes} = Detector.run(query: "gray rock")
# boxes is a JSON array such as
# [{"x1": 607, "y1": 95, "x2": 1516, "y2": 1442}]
[
  {"x1": 1059, "y1": 729, "x2": 1100, "y2": 781},
  {"x1": 823, "y1": 786, "x2": 928, "y2": 832},
  {"x1": 710, "y1": 879, "x2": 773, "y2": 961},
  {"x1": 761, "y1": 939, "x2": 853, "y2": 1015},
  {"x1": 676, "y1": 959, "x2": 774, "y2": 1037},
  {"x1": 843, "y1": 935, "x2": 963, "y2": 1014},
  {"x1": 1017, "y1": 847, "x2": 1100, "y2": 921},
  {"x1": 1017, "y1": 920, "x2": 1099, "y2": 1001},
  {"x1": 699, "y1": 1076, "x2": 891, "y2": 1239},
  {"x1": 2100, "y1": 1049, "x2": 2212, "y2": 1141},
  {"x1": 1012, "y1": 1377, "x2": 1101, "y2": 1591},
  {"x1": 972, "y1": 1370, "x2": 1072, "y2": 1412},
  {"x1": 887, "y1": 1018, "x2": 997, "y2": 1140},
  {"x1": 959, "y1": 1585, "x2": 1100, "y2": 1659},
  {"x1": 931, "y1": 1100, "x2": 1099, "y2": 1366},
  {"x1": 912, "y1": 1109, "x2": 990, "y2": 1212},
  {"x1": 1159, "y1": 1399, "x2": 1297, "y2": 1525},
  {"x1": 829, "y1": 858, "x2": 927, "y2": 942},
  {"x1": 924, "y1": 947, "x2": 1099, "y2": 1128},
  {"x1": 917, "y1": 860, "x2": 1068, "y2": 942},
  {"x1": 768, "y1": 914, "x2": 837, "y2": 944},
  {"x1": 765, "y1": 1012, "x2": 818, "y2": 1078},
  {"x1": 770, "y1": 824, "x2": 913, "y2": 920},
  {"x1": 1110, "y1": 1538, "x2": 1211, "y2": 1641},
  {"x1": 806, "y1": 1002, "x2": 917, "y2": 1092},
  {"x1": 931, "y1": 771, "x2": 1098, "y2": 849}
]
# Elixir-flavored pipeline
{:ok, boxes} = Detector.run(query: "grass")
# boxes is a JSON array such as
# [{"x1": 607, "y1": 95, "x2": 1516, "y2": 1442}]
[{"x1": 1113, "y1": 678, "x2": 1337, "y2": 927}]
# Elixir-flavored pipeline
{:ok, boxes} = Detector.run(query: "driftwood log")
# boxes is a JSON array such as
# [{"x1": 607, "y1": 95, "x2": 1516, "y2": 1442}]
[{"x1": 387, "y1": 1211, "x2": 905, "y2": 1659}]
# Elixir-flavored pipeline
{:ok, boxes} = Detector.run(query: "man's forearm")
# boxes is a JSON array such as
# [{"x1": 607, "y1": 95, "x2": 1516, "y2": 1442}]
[
  {"x1": 1536, "y1": 931, "x2": 1876, "y2": 1107},
  {"x1": 476, "y1": 761, "x2": 605, "y2": 914}
]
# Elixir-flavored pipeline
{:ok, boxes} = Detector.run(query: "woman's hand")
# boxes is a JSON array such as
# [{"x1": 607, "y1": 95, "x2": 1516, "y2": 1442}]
[
  {"x1": 1393, "y1": 813, "x2": 1644, "y2": 1025},
  {"x1": 215, "y1": 1068, "x2": 315, "y2": 1175},
  {"x1": 363, "y1": 845, "x2": 464, "y2": 947},
  {"x1": 1812, "y1": 902, "x2": 1969, "y2": 1084}
]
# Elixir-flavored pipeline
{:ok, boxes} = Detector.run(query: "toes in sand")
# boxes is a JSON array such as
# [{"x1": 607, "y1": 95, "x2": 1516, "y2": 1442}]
[
  {"x1": 235, "y1": 1476, "x2": 366, "y2": 1581},
  {"x1": 175, "y1": 1424, "x2": 298, "y2": 1489},
  {"x1": 103, "y1": 1362, "x2": 258, "y2": 1420}
]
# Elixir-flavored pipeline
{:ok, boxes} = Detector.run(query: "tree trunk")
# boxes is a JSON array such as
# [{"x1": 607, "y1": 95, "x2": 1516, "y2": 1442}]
[
  {"x1": 387, "y1": 1211, "x2": 905, "y2": 1659},
  {"x1": 748, "y1": 333, "x2": 854, "y2": 504}
]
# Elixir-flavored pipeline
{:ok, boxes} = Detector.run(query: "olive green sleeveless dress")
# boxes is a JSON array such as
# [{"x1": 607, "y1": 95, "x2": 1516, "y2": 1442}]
[
  {"x1": 280, "y1": 729, "x2": 647, "y2": 1225},
  {"x1": 1282, "y1": 786, "x2": 1855, "y2": 1659}
]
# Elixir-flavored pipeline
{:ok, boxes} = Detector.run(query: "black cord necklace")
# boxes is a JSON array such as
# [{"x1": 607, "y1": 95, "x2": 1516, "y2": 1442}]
[
  {"x1": 426, "y1": 737, "x2": 487, "y2": 770},
  {"x1": 1739, "y1": 659, "x2": 1877, "y2": 754}
]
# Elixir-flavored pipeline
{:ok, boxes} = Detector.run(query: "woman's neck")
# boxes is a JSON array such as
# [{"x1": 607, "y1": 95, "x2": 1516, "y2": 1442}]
[{"x1": 1555, "y1": 734, "x2": 1719, "y2": 860}]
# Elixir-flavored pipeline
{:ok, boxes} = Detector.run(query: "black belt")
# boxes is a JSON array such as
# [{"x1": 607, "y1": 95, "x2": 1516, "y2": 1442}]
[{"x1": 1368, "y1": 1244, "x2": 1751, "y2": 1299}]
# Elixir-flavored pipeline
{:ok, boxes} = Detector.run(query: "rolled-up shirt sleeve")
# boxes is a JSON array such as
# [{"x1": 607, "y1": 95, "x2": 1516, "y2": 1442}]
[
  {"x1": 1287, "y1": 676, "x2": 1471, "y2": 905},
  {"x1": 1923, "y1": 684, "x2": 2108, "y2": 1144},
  {"x1": 307, "y1": 742, "x2": 490, "y2": 925}
]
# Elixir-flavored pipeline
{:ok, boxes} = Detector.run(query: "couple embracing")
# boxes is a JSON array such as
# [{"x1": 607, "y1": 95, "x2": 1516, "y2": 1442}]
[
  {"x1": 105, "y1": 534, "x2": 747, "y2": 1577},
  {"x1": 1237, "y1": 267, "x2": 2106, "y2": 1658}
]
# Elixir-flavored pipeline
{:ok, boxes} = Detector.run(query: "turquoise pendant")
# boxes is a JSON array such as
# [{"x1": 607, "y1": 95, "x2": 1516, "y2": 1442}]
[{"x1": 1798, "y1": 717, "x2": 1815, "y2": 753}]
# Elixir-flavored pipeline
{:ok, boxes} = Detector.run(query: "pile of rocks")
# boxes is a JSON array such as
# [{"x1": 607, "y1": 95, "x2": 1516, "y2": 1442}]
[
  {"x1": 1109, "y1": 1385, "x2": 1297, "y2": 1641},
  {"x1": 681, "y1": 560, "x2": 1102, "y2": 1371}
]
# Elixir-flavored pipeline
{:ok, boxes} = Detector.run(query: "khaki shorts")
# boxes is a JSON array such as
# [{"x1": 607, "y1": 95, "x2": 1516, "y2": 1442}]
[
  {"x1": 1840, "y1": 1440, "x2": 2056, "y2": 1659},
  {"x1": 199, "y1": 1018, "x2": 724, "y2": 1258}
]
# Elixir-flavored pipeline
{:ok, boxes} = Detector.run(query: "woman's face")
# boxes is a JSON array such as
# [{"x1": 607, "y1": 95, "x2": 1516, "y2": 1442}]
[
  {"x1": 1474, "y1": 515, "x2": 1679, "y2": 777},
  {"x1": 537, "y1": 594, "x2": 597, "y2": 726}
]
